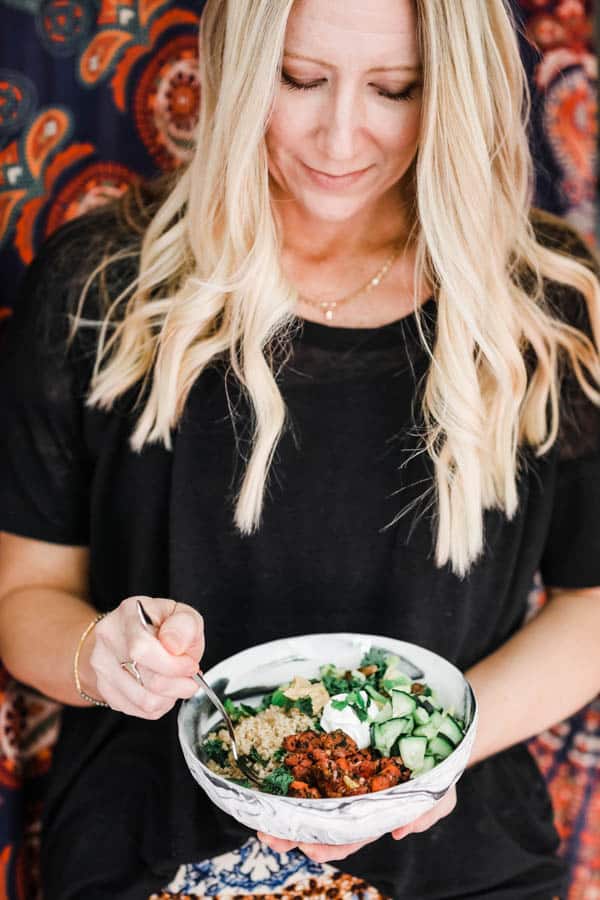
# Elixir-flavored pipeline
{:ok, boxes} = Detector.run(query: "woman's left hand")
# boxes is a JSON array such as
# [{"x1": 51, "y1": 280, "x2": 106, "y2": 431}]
[{"x1": 257, "y1": 785, "x2": 457, "y2": 864}]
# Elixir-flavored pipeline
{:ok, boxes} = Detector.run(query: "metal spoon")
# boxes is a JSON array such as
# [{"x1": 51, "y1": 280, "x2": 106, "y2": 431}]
[{"x1": 135, "y1": 599, "x2": 262, "y2": 787}]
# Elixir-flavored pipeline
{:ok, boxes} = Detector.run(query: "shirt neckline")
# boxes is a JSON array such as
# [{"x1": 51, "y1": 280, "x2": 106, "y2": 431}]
[{"x1": 293, "y1": 295, "x2": 436, "y2": 351}]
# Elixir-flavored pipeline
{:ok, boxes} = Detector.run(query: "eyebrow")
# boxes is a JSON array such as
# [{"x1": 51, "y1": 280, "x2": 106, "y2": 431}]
[{"x1": 284, "y1": 52, "x2": 422, "y2": 73}]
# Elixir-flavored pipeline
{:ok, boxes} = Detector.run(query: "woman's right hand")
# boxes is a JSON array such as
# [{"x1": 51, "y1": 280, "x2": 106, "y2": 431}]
[{"x1": 82, "y1": 596, "x2": 204, "y2": 718}]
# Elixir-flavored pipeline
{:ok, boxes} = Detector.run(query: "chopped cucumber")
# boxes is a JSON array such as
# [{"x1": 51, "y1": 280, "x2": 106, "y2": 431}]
[
  {"x1": 382, "y1": 665, "x2": 411, "y2": 687},
  {"x1": 413, "y1": 722, "x2": 437, "y2": 740},
  {"x1": 399, "y1": 736, "x2": 427, "y2": 771},
  {"x1": 414, "y1": 706, "x2": 430, "y2": 725},
  {"x1": 437, "y1": 715, "x2": 463, "y2": 746},
  {"x1": 413, "y1": 755, "x2": 436, "y2": 776},
  {"x1": 427, "y1": 734, "x2": 454, "y2": 760},
  {"x1": 374, "y1": 700, "x2": 393, "y2": 723},
  {"x1": 391, "y1": 689, "x2": 417, "y2": 718},
  {"x1": 365, "y1": 683, "x2": 389, "y2": 705},
  {"x1": 373, "y1": 718, "x2": 411, "y2": 756}
]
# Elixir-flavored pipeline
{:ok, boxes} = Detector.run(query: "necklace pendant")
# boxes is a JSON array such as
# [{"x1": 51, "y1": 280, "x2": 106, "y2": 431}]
[{"x1": 325, "y1": 308, "x2": 334, "y2": 322}]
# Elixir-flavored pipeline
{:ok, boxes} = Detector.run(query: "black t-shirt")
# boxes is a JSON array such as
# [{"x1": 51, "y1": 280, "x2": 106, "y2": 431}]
[{"x1": 0, "y1": 206, "x2": 599, "y2": 900}]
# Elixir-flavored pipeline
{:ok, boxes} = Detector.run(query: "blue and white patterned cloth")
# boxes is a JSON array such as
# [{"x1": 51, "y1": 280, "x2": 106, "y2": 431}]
[{"x1": 160, "y1": 837, "x2": 385, "y2": 898}]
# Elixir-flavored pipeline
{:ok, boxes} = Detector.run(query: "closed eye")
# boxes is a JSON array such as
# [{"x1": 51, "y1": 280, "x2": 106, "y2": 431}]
[{"x1": 280, "y1": 70, "x2": 419, "y2": 103}]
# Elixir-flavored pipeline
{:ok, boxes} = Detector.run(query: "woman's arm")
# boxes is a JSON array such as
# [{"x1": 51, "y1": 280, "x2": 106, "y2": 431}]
[
  {"x1": 466, "y1": 585, "x2": 600, "y2": 767},
  {"x1": 0, "y1": 531, "x2": 204, "y2": 714}
]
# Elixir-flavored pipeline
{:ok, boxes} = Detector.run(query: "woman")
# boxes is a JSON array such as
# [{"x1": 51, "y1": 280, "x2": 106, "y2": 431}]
[{"x1": 0, "y1": 0, "x2": 599, "y2": 897}]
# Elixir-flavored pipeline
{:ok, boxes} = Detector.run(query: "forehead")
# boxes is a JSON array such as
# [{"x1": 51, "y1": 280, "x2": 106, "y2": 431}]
[{"x1": 285, "y1": 0, "x2": 420, "y2": 70}]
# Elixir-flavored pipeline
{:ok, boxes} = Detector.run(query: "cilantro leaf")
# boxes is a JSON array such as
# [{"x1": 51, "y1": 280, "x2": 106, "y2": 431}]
[
  {"x1": 332, "y1": 698, "x2": 349, "y2": 711},
  {"x1": 272, "y1": 747, "x2": 287, "y2": 762}
]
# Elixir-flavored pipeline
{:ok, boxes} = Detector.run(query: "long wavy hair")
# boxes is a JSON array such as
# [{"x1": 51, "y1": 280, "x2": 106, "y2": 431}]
[{"x1": 75, "y1": 0, "x2": 600, "y2": 577}]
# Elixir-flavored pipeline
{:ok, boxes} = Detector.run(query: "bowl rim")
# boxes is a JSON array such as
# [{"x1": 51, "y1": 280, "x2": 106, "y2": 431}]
[{"x1": 178, "y1": 631, "x2": 478, "y2": 805}]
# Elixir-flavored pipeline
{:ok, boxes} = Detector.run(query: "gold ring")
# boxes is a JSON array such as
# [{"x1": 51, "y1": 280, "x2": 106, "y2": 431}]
[{"x1": 120, "y1": 659, "x2": 144, "y2": 686}]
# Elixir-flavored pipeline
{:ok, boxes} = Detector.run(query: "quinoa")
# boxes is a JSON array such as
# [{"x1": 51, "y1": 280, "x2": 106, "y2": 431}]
[{"x1": 204, "y1": 705, "x2": 315, "y2": 783}]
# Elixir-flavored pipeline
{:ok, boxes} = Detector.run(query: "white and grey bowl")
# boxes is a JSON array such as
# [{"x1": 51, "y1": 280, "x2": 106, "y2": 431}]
[{"x1": 178, "y1": 633, "x2": 477, "y2": 845}]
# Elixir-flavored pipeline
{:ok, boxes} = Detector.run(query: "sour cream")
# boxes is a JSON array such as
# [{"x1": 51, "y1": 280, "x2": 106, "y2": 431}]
[{"x1": 320, "y1": 691, "x2": 380, "y2": 750}]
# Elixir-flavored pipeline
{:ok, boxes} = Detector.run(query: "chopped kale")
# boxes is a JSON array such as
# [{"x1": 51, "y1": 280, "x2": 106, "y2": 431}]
[
  {"x1": 262, "y1": 767, "x2": 294, "y2": 796},
  {"x1": 230, "y1": 777, "x2": 253, "y2": 789},
  {"x1": 200, "y1": 738, "x2": 230, "y2": 767},
  {"x1": 248, "y1": 745, "x2": 268, "y2": 767},
  {"x1": 293, "y1": 696, "x2": 314, "y2": 717}
]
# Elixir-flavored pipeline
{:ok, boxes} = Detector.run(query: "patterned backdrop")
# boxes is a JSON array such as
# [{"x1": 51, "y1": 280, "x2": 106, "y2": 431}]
[{"x1": 0, "y1": 1, "x2": 597, "y2": 898}]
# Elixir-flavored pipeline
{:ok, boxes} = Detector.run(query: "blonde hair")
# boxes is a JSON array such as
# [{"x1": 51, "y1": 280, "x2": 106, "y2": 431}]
[{"x1": 76, "y1": 0, "x2": 600, "y2": 577}]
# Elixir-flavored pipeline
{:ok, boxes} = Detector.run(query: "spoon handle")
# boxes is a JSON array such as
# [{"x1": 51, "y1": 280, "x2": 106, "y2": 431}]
[
  {"x1": 192, "y1": 671, "x2": 240, "y2": 760},
  {"x1": 135, "y1": 600, "x2": 260, "y2": 784}
]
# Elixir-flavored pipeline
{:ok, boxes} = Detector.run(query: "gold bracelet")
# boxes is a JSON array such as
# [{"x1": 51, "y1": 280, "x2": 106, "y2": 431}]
[{"x1": 73, "y1": 613, "x2": 109, "y2": 708}]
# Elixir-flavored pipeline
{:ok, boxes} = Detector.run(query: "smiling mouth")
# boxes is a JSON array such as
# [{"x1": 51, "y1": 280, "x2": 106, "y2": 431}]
[{"x1": 307, "y1": 164, "x2": 371, "y2": 178}]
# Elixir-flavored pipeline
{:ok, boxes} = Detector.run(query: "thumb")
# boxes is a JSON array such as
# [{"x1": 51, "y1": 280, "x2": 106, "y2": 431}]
[{"x1": 159, "y1": 605, "x2": 204, "y2": 660}]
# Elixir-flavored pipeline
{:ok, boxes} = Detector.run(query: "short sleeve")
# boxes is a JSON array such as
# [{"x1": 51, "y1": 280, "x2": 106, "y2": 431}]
[
  {"x1": 0, "y1": 219, "x2": 98, "y2": 545},
  {"x1": 535, "y1": 217, "x2": 600, "y2": 588}
]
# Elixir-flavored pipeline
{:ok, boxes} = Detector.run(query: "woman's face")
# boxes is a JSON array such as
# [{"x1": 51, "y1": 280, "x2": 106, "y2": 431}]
[{"x1": 266, "y1": 0, "x2": 423, "y2": 225}]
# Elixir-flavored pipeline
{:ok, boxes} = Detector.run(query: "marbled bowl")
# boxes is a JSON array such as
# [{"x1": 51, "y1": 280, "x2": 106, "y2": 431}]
[{"x1": 178, "y1": 633, "x2": 477, "y2": 845}]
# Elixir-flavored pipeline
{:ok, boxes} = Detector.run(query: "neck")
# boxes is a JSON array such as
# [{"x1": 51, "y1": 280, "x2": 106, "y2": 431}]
[{"x1": 271, "y1": 179, "x2": 413, "y2": 265}]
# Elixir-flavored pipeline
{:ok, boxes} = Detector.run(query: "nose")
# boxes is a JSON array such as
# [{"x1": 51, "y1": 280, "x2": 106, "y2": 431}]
[{"x1": 318, "y1": 81, "x2": 364, "y2": 165}]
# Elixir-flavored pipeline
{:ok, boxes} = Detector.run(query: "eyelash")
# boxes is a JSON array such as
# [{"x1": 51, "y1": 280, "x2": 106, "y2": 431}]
[{"x1": 280, "y1": 70, "x2": 417, "y2": 103}]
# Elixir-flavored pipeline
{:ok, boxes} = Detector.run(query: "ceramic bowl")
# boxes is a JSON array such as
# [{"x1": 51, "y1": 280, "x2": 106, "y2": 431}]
[{"x1": 178, "y1": 633, "x2": 478, "y2": 845}]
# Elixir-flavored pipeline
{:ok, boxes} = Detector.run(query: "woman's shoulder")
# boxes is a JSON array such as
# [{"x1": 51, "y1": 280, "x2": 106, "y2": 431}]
[
  {"x1": 529, "y1": 207, "x2": 598, "y2": 265},
  {"x1": 19, "y1": 174, "x2": 173, "y2": 325}
]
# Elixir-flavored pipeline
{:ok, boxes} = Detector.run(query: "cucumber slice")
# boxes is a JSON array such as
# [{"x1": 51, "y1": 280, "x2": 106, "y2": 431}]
[
  {"x1": 413, "y1": 755, "x2": 436, "y2": 776},
  {"x1": 373, "y1": 718, "x2": 410, "y2": 756},
  {"x1": 364, "y1": 683, "x2": 388, "y2": 705},
  {"x1": 413, "y1": 722, "x2": 438, "y2": 740},
  {"x1": 417, "y1": 698, "x2": 435, "y2": 716},
  {"x1": 399, "y1": 736, "x2": 427, "y2": 771},
  {"x1": 427, "y1": 734, "x2": 454, "y2": 760},
  {"x1": 382, "y1": 665, "x2": 411, "y2": 687},
  {"x1": 437, "y1": 715, "x2": 464, "y2": 747},
  {"x1": 391, "y1": 689, "x2": 417, "y2": 718},
  {"x1": 414, "y1": 706, "x2": 430, "y2": 725},
  {"x1": 374, "y1": 700, "x2": 393, "y2": 723}
]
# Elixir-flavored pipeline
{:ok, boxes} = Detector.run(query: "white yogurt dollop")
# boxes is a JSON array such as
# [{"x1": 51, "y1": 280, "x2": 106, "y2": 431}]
[{"x1": 320, "y1": 691, "x2": 379, "y2": 750}]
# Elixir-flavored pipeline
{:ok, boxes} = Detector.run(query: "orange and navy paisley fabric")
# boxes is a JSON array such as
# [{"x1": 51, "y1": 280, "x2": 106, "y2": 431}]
[{"x1": 0, "y1": 1, "x2": 597, "y2": 898}]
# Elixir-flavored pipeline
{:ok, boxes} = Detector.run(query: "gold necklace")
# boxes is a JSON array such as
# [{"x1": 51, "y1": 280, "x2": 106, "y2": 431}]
[{"x1": 297, "y1": 242, "x2": 403, "y2": 322}]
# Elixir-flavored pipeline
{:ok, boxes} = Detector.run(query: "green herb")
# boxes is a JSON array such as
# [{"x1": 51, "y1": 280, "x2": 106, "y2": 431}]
[
  {"x1": 248, "y1": 745, "x2": 268, "y2": 767},
  {"x1": 359, "y1": 648, "x2": 389, "y2": 671},
  {"x1": 201, "y1": 738, "x2": 230, "y2": 767},
  {"x1": 230, "y1": 777, "x2": 253, "y2": 789},
  {"x1": 223, "y1": 698, "x2": 255, "y2": 723},
  {"x1": 270, "y1": 688, "x2": 293, "y2": 710},
  {"x1": 293, "y1": 696, "x2": 314, "y2": 717},
  {"x1": 262, "y1": 767, "x2": 294, "y2": 796},
  {"x1": 347, "y1": 690, "x2": 369, "y2": 722},
  {"x1": 272, "y1": 747, "x2": 287, "y2": 762},
  {"x1": 332, "y1": 697, "x2": 349, "y2": 711}
]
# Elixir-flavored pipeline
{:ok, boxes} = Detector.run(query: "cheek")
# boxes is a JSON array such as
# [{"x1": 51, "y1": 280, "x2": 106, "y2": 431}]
[{"x1": 266, "y1": 100, "x2": 307, "y2": 158}]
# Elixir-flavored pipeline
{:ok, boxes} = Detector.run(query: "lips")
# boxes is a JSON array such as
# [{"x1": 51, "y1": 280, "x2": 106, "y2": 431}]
[{"x1": 302, "y1": 161, "x2": 372, "y2": 190}]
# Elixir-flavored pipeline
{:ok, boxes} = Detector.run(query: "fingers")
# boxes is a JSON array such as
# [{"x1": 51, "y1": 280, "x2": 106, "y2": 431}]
[
  {"x1": 158, "y1": 604, "x2": 205, "y2": 660},
  {"x1": 391, "y1": 785, "x2": 457, "y2": 841},
  {"x1": 88, "y1": 595, "x2": 203, "y2": 719},
  {"x1": 135, "y1": 666, "x2": 198, "y2": 700},
  {"x1": 257, "y1": 833, "x2": 376, "y2": 863}
]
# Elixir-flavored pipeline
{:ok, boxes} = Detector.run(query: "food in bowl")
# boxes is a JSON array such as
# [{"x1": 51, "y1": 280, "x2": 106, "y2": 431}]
[{"x1": 199, "y1": 648, "x2": 466, "y2": 798}]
